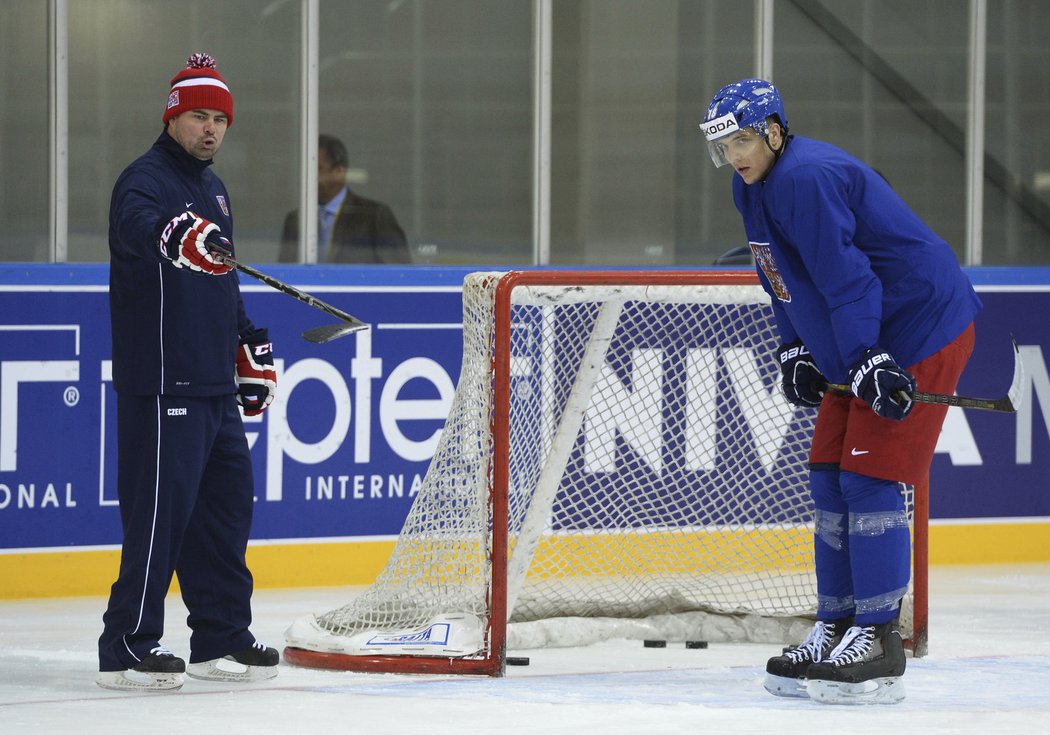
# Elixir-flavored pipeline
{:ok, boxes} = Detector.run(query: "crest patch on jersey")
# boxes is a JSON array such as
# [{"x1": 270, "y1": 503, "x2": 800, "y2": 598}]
[
  {"x1": 750, "y1": 242, "x2": 791, "y2": 302},
  {"x1": 216, "y1": 195, "x2": 229, "y2": 216}
]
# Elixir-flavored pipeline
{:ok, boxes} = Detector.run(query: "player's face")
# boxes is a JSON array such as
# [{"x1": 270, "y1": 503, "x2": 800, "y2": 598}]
[
  {"x1": 167, "y1": 109, "x2": 228, "y2": 161},
  {"x1": 720, "y1": 128, "x2": 777, "y2": 184}
]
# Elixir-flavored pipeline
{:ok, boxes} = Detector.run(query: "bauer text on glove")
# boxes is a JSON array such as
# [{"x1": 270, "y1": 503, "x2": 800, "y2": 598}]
[
  {"x1": 777, "y1": 340, "x2": 826, "y2": 407},
  {"x1": 848, "y1": 348, "x2": 916, "y2": 421}
]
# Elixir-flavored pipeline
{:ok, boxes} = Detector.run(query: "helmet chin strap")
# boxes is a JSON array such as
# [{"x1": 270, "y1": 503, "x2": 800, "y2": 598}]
[{"x1": 763, "y1": 129, "x2": 788, "y2": 163}]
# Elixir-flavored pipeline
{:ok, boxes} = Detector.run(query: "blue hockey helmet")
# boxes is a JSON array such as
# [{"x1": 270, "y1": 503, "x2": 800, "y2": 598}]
[{"x1": 699, "y1": 79, "x2": 788, "y2": 167}]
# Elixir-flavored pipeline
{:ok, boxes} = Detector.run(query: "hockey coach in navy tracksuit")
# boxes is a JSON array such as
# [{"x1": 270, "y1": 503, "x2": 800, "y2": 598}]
[
  {"x1": 98, "y1": 54, "x2": 279, "y2": 691},
  {"x1": 700, "y1": 79, "x2": 981, "y2": 705}
]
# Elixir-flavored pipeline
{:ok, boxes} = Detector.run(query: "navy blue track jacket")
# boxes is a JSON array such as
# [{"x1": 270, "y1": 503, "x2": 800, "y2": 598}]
[{"x1": 109, "y1": 130, "x2": 253, "y2": 396}]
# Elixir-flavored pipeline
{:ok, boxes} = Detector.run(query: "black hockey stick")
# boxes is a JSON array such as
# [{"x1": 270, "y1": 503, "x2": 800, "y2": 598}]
[
  {"x1": 207, "y1": 244, "x2": 369, "y2": 343},
  {"x1": 825, "y1": 336, "x2": 1024, "y2": 413}
]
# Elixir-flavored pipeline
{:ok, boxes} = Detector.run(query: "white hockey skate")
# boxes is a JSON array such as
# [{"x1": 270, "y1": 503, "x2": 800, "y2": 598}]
[
  {"x1": 186, "y1": 641, "x2": 279, "y2": 682},
  {"x1": 96, "y1": 646, "x2": 185, "y2": 692}
]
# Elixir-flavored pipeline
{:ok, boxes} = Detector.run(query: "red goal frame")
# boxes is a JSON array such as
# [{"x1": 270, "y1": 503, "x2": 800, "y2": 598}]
[{"x1": 282, "y1": 270, "x2": 928, "y2": 675}]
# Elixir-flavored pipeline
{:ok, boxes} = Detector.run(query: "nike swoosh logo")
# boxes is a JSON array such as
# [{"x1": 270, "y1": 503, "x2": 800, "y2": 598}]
[
  {"x1": 185, "y1": 202, "x2": 194, "y2": 208},
  {"x1": 850, "y1": 448, "x2": 870, "y2": 456}
]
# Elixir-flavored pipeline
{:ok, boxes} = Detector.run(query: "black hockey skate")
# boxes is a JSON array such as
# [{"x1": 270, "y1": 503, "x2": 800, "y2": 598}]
[
  {"x1": 806, "y1": 621, "x2": 906, "y2": 705},
  {"x1": 764, "y1": 618, "x2": 851, "y2": 698},
  {"x1": 96, "y1": 646, "x2": 186, "y2": 691},
  {"x1": 186, "y1": 640, "x2": 280, "y2": 682}
]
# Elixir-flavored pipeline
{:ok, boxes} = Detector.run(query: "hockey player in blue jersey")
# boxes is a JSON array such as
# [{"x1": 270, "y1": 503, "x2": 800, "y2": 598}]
[
  {"x1": 700, "y1": 79, "x2": 981, "y2": 704},
  {"x1": 98, "y1": 54, "x2": 280, "y2": 691}
]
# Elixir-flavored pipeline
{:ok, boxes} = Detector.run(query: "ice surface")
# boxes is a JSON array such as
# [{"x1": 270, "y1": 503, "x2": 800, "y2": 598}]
[{"x1": 1, "y1": 564, "x2": 1047, "y2": 734}]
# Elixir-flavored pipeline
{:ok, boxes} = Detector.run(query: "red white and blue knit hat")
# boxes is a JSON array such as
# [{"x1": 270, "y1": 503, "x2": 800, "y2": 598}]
[{"x1": 163, "y1": 53, "x2": 234, "y2": 126}]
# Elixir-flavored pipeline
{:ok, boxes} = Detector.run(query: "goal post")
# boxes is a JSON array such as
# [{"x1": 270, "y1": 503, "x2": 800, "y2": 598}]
[{"x1": 283, "y1": 270, "x2": 927, "y2": 675}]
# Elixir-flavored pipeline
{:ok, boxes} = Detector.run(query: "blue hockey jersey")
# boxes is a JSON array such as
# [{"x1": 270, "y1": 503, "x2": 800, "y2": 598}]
[
  {"x1": 733, "y1": 135, "x2": 982, "y2": 383},
  {"x1": 109, "y1": 130, "x2": 254, "y2": 396}
]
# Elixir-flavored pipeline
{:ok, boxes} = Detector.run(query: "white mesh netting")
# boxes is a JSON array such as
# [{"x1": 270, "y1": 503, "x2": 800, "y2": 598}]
[{"x1": 287, "y1": 272, "x2": 914, "y2": 655}]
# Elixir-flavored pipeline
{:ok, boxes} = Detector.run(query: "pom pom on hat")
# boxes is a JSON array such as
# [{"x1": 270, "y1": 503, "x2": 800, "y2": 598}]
[
  {"x1": 187, "y1": 52, "x2": 216, "y2": 70},
  {"x1": 163, "y1": 52, "x2": 234, "y2": 126}
]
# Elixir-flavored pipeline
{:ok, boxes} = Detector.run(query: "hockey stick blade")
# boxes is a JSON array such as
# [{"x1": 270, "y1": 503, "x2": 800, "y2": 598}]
[
  {"x1": 207, "y1": 245, "x2": 369, "y2": 343},
  {"x1": 301, "y1": 322, "x2": 364, "y2": 344},
  {"x1": 825, "y1": 335, "x2": 1025, "y2": 413}
]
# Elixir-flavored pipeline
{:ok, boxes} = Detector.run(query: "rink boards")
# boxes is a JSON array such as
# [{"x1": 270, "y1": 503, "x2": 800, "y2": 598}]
[{"x1": 1, "y1": 264, "x2": 1048, "y2": 597}]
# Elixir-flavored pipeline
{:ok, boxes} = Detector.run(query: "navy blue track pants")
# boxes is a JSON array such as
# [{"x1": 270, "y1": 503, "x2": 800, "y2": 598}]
[{"x1": 99, "y1": 393, "x2": 257, "y2": 671}]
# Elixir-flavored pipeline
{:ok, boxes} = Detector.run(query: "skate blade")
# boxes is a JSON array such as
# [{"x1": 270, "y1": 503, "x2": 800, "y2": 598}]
[
  {"x1": 763, "y1": 673, "x2": 809, "y2": 698},
  {"x1": 186, "y1": 657, "x2": 279, "y2": 682},
  {"x1": 96, "y1": 670, "x2": 185, "y2": 692},
  {"x1": 807, "y1": 676, "x2": 905, "y2": 705}
]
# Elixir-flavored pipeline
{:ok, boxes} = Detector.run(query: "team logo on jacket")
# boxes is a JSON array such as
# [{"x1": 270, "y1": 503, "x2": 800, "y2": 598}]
[
  {"x1": 750, "y1": 242, "x2": 791, "y2": 302},
  {"x1": 216, "y1": 195, "x2": 229, "y2": 216}
]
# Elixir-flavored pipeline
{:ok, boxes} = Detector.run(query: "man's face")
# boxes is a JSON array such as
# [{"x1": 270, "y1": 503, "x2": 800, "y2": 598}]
[
  {"x1": 719, "y1": 125, "x2": 781, "y2": 185},
  {"x1": 317, "y1": 149, "x2": 346, "y2": 205},
  {"x1": 167, "y1": 109, "x2": 228, "y2": 161}
]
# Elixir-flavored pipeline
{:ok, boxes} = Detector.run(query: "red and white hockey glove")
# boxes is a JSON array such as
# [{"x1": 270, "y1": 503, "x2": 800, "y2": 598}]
[
  {"x1": 236, "y1": 329, "x2": 277, "y2": 416},
  {"x1": 158, "y1": 210, "x2": 232, "y2": 275},
  {"x1": 848, "y1": 348, "x2": 916, "y2": 421}
]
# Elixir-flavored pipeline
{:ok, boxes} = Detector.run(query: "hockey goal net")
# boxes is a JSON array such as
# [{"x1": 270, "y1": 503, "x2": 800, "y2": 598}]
[{"x1": 284, "y1": 270, "x2": 926, "y2": 675}]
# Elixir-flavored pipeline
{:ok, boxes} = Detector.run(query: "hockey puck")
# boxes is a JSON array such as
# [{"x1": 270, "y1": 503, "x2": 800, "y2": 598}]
[
  {"x1": 685, "y1": 640, "x2": 708, "y2": 649},
  {"x1": 643, "y1": 639, "x2": 667, "y2": 648},
  {"x1": 506, "y1": 656, "x2": 531, "y2": 666}
]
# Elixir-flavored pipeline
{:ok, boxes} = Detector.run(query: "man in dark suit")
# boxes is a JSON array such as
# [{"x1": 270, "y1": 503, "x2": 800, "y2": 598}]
[{"x1": 279, "y1": 134, "x2": 411, "y2": 264}]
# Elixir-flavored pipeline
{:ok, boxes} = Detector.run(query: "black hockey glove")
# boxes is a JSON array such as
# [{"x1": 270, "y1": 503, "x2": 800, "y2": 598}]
[
  {"x1": 848, "y1": 348, "x2": 916, "y2": 421},
  {"x1": 158, "y1": 210, "x2": 232, "y2": 275},
  {"x1": 777, "y1": 340, "x2": 826, "y2": 407},
  {"x1": 236, "y1": 328, "x2": 277, "y2": 416}
]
